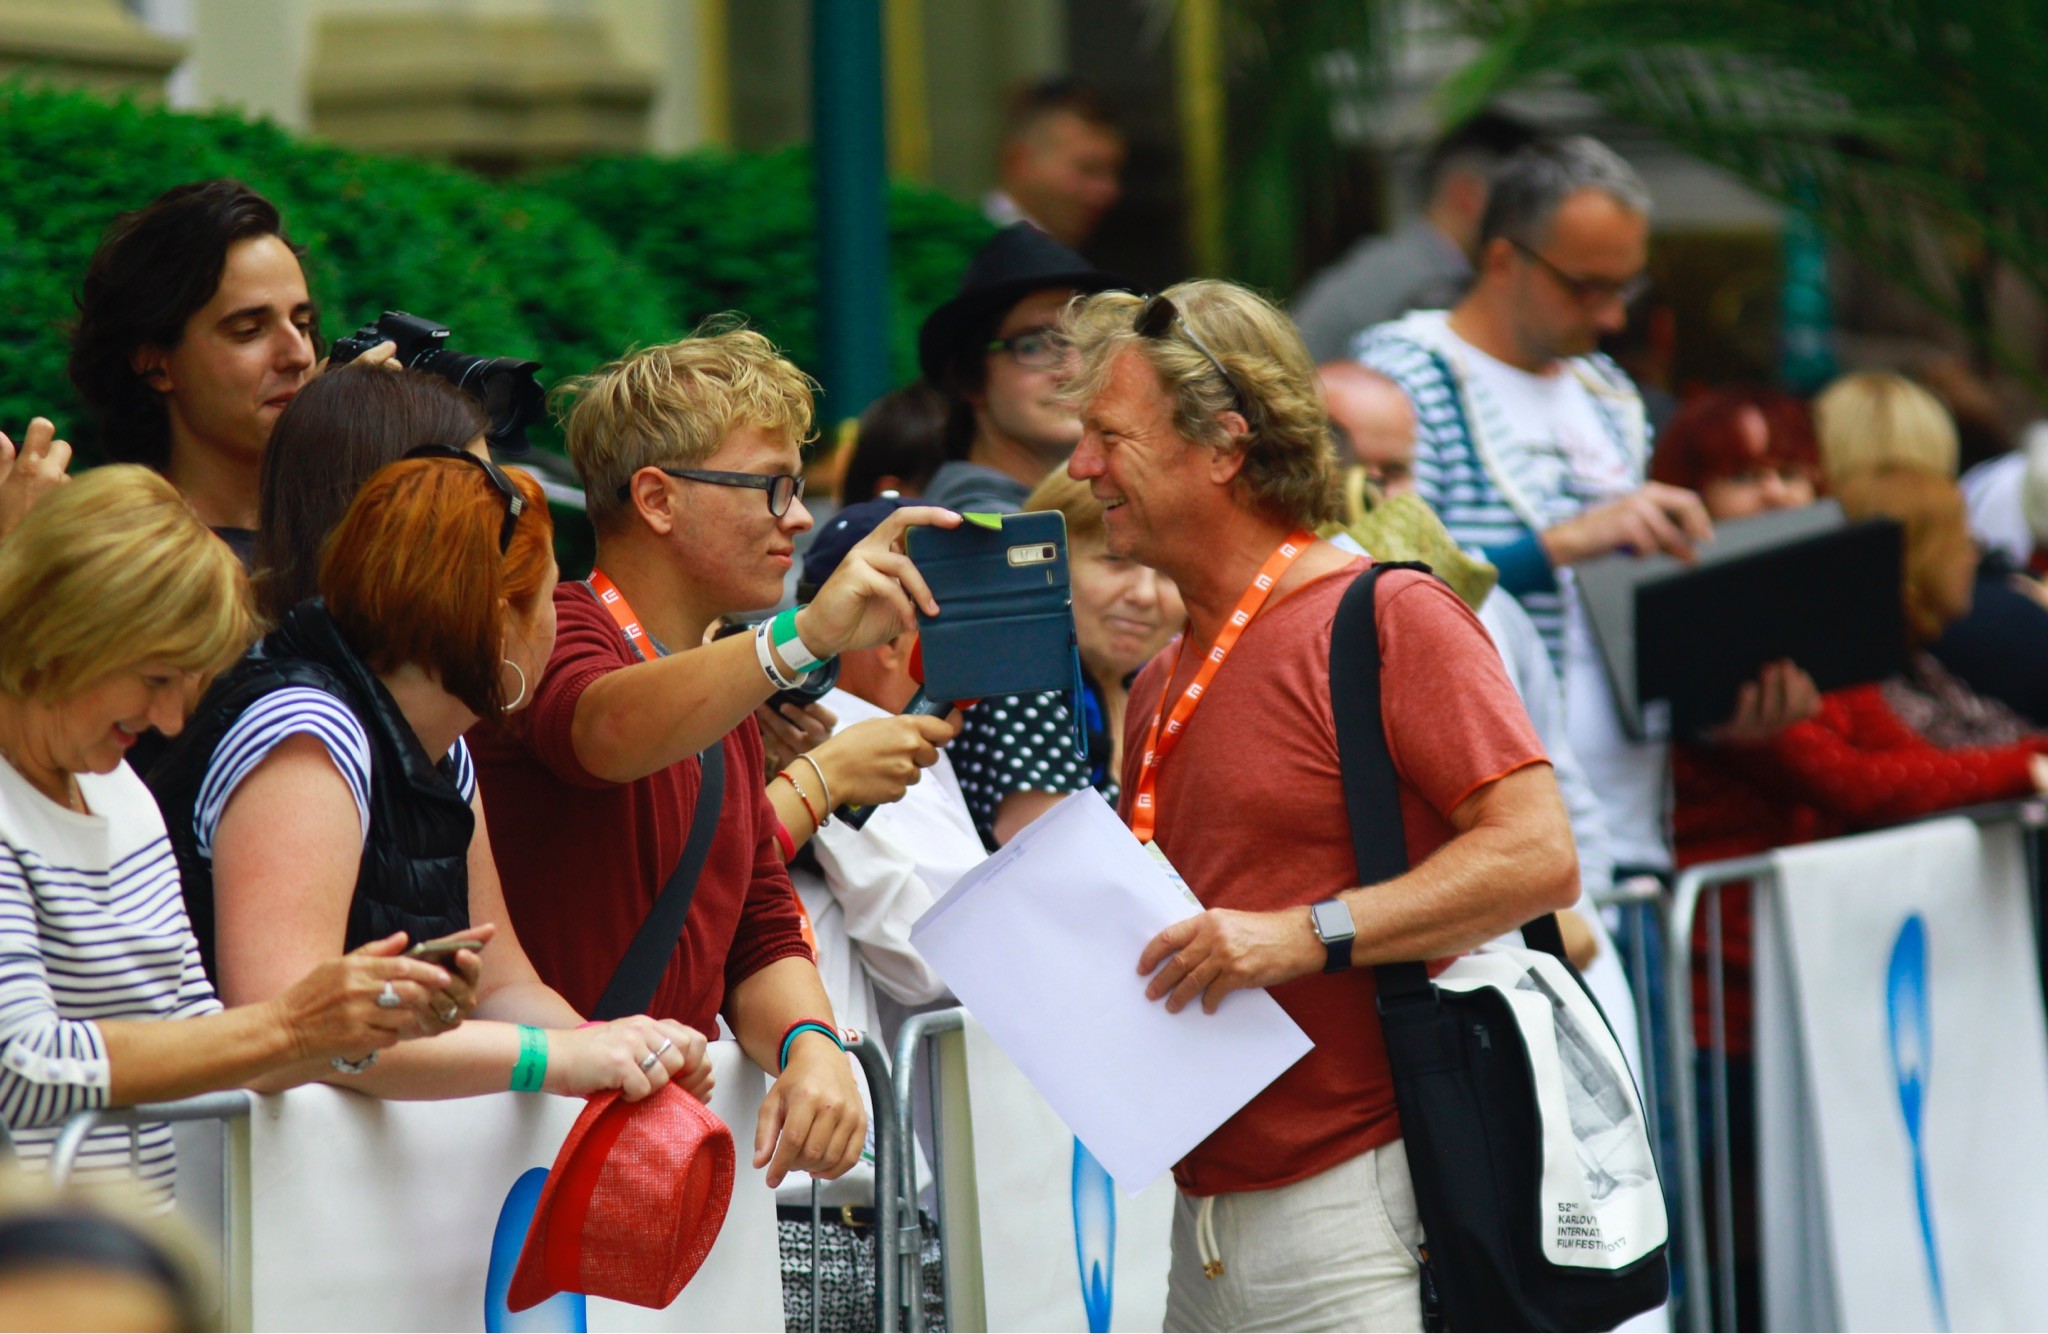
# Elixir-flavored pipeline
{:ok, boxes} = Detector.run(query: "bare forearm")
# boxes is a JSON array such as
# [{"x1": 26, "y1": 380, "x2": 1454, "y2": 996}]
[
  {"x1": 1339, "y1": 811, "x2": 1578, "y2": 966},
  {"x1": 572, "y1": 634, "x2": 779, "y2": 783},
  {"x1": 302, "y1": 1020, "x2": 529, "y2": 1101},
  {"x1": 765, "y1": 776, "x2": 820, "y2": 853},
  {"x1": 101, "y1": 1004, "x2": 299, "y2": 1108},
  {"x1": 727, "y1": 956, "x2": 838, "y2": 1074},
  {"x1": 476, "y1": 979, "x2": 582, "y2": 1029}
]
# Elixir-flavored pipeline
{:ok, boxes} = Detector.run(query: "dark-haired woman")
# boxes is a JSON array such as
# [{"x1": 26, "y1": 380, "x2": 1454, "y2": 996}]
[
  {"x1": 253, "y1": 365, "x2": 488, "y2": 623},
  {"x1": 149, "y1": 455, "x2": 709, "y2": 1103},
  {"x1": 66, "y1": 179, "x2": 393, "y2": 563}
]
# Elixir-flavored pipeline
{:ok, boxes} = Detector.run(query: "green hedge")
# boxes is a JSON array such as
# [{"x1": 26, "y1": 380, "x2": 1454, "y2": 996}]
[{"x1": 0, "y1": 83, "x2": 992, "y2": 469}]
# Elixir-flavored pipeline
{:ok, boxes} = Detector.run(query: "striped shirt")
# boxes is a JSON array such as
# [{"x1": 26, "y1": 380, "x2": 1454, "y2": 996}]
[
  {"x1": 0, "y1": 757, "x2": 221, "y2": 1205},
  {"x1": 1355, "y1": 310, "x2": 1647, "y2": 671},
  {"x1": 191, "y1": 687, "x2": 476, "y2": 858}
]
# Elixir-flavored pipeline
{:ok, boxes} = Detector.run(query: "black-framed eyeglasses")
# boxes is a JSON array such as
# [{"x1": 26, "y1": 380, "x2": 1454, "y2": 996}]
[
  {"x1": 986, "y1": 327, "x2": 1070, "y2": 370},
  {"x1": 402, "y1": 443, "x2": 526, "y2": 554},
  {"x1": 619, "y1": 467, "x2": 805, "y2": 518},
  {"x1": 1134, "y1": 294, "x2": 1254, "y2": 423},
  {"x1": 1508, "y1": 239, "x2": 1651, "y2": 310}
]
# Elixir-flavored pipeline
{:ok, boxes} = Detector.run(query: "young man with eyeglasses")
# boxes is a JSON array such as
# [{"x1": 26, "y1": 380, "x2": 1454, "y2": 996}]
[
  {"x1": 470, "y1": 325, "x2": 961, "y2": 1194},
  {"x1": 917, "y1": 223, "x2": 1127, "y2": 514}
]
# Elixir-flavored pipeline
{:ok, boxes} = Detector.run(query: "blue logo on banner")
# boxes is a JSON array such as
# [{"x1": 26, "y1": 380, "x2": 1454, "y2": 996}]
[
  {"x1": 484, "y1": 1167, "x2": 587, "y2": 1332},
  {"x1": 1071, "y1": 1138, "x2": 1116, "y2": 1332},
  {"x1": 1887, "y1": 914, "x2": 1947, "y2": 1332}
]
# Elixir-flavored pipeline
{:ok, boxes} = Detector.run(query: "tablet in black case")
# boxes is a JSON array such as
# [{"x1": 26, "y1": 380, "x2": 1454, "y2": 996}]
[{"x1": 907, "y1": 511, "x2": 1078, "y2": 704}]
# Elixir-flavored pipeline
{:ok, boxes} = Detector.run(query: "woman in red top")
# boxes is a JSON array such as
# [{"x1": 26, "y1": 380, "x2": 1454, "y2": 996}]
[{"x1": 1656, "y1": 397, "x2": 2048, "y2": 1049}]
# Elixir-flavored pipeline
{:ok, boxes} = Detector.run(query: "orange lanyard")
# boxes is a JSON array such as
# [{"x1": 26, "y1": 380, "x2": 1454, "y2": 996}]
[
  {"x1": 587, "y1": 569, "x2": 658, "y2": 662},
  {"x1": 1130, "y1": 530, "x2": 1314, "y2": 843}
]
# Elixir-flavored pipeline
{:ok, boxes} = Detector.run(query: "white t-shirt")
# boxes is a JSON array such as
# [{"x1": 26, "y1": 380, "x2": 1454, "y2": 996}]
[
  {"x1": 780, "y1": 688, "x2": 981, "y2": 1206},
  {"x1": 1455, "y1": 335, "x2": 1671, "y2": 871},
  {"x1": 0, "y1": 759, "x2": 221, "y2": 1205},
  {"x1": 1963, "y1": 450, "x2": 2032, "y2": 568}
]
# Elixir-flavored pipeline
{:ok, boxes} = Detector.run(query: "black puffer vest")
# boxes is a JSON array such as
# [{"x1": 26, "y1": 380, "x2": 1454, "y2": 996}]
[{"x1": 147, "y1": 601, "x2": 472, "y2": 983}]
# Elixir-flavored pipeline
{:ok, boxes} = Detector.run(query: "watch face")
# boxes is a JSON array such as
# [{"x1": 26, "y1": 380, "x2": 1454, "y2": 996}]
[{"x1": 1313, "y1": 899, "x2": 1354, "y2": 942}]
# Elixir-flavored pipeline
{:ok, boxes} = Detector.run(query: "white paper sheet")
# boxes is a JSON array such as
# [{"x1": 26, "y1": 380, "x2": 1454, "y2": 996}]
[{"x1": 910, "y1": 791, "x2": 1314, "y2": 1194}]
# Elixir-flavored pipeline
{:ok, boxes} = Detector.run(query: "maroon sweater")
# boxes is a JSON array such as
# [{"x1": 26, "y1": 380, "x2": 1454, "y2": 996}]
[{"x1": 470, "y1": 582, "x2": 810, "y2": 1031}]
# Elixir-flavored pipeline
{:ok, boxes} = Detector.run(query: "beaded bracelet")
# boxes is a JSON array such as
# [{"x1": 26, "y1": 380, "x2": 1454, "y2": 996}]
[
  {"x1": 778, "y1": 768, "x2": 824, "y2": 832},
  {"x1": 778, "y1": 1019, "x2": 845, "y2": 1073}
]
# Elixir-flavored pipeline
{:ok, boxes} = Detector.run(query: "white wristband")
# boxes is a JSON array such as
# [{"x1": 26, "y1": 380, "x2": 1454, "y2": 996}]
[{"x1": 755, "y1": 618, "x2": 804, "y2": 691}]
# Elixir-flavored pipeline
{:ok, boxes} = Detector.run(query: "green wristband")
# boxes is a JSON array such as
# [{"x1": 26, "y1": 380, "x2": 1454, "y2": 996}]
[
  {"x1": 772, "y1": 605, "x2": 827, "y2": 673},
  {"x1": 510, "y1": 1024, "x2": 548, "y2": 1093}
]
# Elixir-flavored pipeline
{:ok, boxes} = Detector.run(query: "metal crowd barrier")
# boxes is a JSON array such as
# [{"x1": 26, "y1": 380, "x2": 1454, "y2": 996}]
[
  {"x1": 879, "y1": 1007, "x2": 967, "y2": 1334},
  {"x1": 46, "y1": 1091, "x2": 253, "y2": 1330},
  {"x1": 39, "y1": 1053, "x2": 891, "y2": 1334},
  {"x1": 1664, "y1": 798, "x2": 2048, "y2": 1332}
]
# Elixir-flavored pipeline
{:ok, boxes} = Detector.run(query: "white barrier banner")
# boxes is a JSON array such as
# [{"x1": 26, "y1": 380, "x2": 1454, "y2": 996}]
[
  {"x1": 241, "y1": 1041, "x2": 781, "y2": 1332},
  {"x1": 1766, "y1": 818, "x2": 2048, "y2": 1332},
  {"x1": 942, "y1": 1013, "x2": 1173, "y2": 1333}
]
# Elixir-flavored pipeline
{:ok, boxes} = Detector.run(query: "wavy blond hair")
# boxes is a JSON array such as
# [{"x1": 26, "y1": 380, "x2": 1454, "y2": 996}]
[
  {"x1": 1058, "y1": 280, "x2": 1341, "y2": 529},
  {"x1": 1815, "y1": 370, "x2": 1959, "y2": 487},
  {"x1": 0, "y1": 466, "x2": 253, "y2": 702},
  {"x1": 552, "y1": 316, "x2": 818, "y2": 530}
]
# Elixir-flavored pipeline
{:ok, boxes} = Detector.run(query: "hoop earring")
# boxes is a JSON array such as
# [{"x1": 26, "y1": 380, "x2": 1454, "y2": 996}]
[{"x1": 501, "y1": 658, "x2": 529, "y2": 711}]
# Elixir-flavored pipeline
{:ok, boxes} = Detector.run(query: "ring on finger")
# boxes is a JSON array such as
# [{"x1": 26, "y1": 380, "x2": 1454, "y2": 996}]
[
  {"x1": 376, "y1": 981, "x2": 402, "y2": 1010},
  {"x1": 638, "y1": 1037, "x2": 676, "y2": 1073}
]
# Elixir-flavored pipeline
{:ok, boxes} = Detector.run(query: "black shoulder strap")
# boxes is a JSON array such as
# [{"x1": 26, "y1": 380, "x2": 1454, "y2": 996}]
[
  {"x1": 1327, "y1": 564, "x2": 1565, "y2": 1007},
  {"x1": 591, "y1": 743, "x2": 726, "y2": 1021}
]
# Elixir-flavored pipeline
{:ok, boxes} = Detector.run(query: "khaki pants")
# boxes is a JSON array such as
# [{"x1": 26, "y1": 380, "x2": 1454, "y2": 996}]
[{"x1": 1164, "y1": 1140, "x2": 1424, "y2": 1333}]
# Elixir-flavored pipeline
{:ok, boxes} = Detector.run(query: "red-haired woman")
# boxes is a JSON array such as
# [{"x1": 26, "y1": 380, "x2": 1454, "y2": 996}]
[
  {"x1": 149, "y1": 452, "x2": 709, "y2": 1102},
  {"x1": 1655, "y1": 394, "x2": 2048, "y2": 865}
]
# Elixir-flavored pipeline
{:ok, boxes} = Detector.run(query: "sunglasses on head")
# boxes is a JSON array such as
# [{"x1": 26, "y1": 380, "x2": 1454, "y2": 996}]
[
  {"x1": 401, "y1": 444, "x2": 527, "y2": 554},
  {"x1": 1134, "y1": 294, "x2": 1254, "y2": 423}
]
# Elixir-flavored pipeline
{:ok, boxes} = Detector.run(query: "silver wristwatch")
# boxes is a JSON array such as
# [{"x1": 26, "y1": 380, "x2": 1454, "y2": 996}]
[{"x1": 1310, "y1": 899, "x2": 1356, "y2": 973}]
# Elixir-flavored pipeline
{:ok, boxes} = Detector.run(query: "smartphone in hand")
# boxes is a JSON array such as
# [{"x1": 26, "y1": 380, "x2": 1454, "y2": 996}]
[{"x1": 405, "y1": 935, "x2": 488, "y2": 961}]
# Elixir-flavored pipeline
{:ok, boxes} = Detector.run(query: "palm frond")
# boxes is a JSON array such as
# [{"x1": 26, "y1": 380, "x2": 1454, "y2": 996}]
[{"x1": 1442, "y1": 0, "x2": 2048, "y2": 383}]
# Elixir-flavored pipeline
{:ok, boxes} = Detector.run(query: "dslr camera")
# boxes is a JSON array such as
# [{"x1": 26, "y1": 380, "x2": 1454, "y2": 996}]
[{"x1": 330, "y1": 311, "x2": 546, "y2": 453}]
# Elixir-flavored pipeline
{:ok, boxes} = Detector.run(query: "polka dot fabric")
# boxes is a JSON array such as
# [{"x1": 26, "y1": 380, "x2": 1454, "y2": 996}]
[{"x1": 954, "y1": 685, "x2": 1113, "y2": 849}]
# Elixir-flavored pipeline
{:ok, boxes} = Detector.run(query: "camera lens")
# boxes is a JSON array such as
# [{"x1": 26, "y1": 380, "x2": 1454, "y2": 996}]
[
  {"x1": 772, "y1": 655, "x2": 840, "y2": 711},
  {"x1": 414, "y1": 350, "x2": 546, "y2": 453}
]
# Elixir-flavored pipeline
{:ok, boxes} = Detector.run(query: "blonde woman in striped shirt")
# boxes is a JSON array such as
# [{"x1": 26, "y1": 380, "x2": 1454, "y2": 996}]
[{"x1": 0, "y1": 466, "x2": 461, "y2": 1201}]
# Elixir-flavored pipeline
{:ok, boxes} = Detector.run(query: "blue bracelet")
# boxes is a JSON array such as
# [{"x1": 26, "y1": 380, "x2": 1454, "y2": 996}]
[{"x1": 778, "y1": 1020, "x2": 845, "y2": 1073}]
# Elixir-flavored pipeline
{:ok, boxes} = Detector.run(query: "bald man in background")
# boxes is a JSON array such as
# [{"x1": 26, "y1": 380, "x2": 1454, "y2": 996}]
[{"x1": 1320, "y1": 361, "x2": 1419, "y2": 496}]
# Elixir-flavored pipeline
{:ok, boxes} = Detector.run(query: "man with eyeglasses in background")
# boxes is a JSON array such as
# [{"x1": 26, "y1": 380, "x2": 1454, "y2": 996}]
[
  {"x1": 918, "y1": 223, "x2": 1127, "y2": 515},
  {"x1": 1355, "y1": 138, "x2": 1815, "y2": 1069}
]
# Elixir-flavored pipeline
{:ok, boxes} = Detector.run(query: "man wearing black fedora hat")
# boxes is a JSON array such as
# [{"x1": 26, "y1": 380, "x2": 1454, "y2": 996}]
[{"x1": 919, "y1": 223, "x2": 1128, "y2": 514}]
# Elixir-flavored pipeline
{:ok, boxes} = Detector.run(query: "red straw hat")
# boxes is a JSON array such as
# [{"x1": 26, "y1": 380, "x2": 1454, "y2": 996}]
[{"x1": 506, "y1": 1084, "x2": 736, "y2": 1313}]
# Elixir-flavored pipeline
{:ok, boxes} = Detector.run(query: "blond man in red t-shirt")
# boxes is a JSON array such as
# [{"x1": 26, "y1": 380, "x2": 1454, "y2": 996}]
[
  {"x1": 473, "y1": 324, "x2": 963, "y2": 1194},
  {"x1": 1061, "y1": 281, "x2": 1580, "y2": 1331}
]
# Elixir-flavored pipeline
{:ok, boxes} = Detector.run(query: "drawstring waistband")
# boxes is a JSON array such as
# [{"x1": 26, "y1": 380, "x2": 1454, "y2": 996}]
[{"x1": 1196, "y1": 1195, "x2": 1224, "y2": 1279}]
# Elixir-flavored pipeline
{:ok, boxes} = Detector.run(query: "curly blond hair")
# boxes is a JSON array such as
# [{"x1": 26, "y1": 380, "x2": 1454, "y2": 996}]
[
  {"x1": 1058, "y1": 280, "x2": 1341, "y2": 529},
  {"x1": 552, "y1": 316, "x2": 818, "y2": 530}
]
